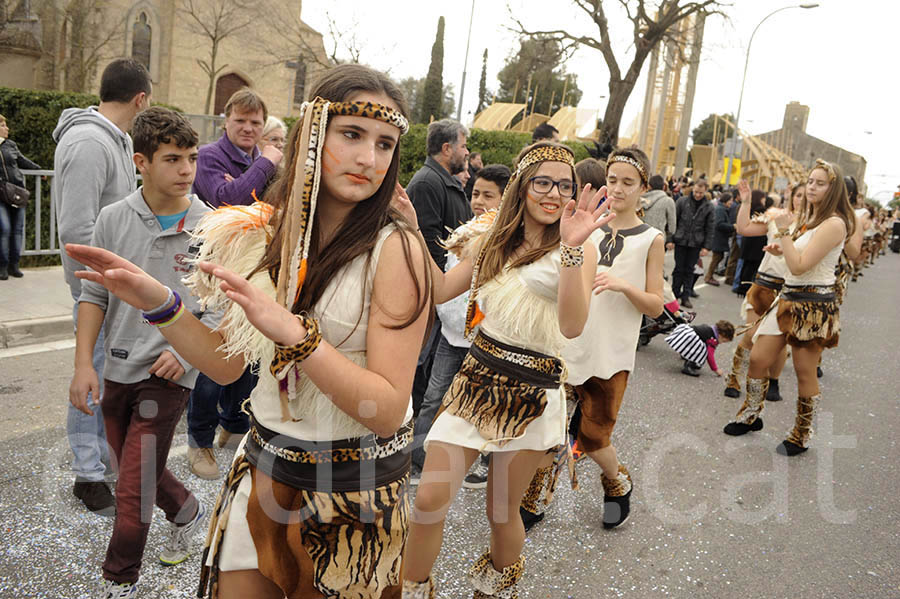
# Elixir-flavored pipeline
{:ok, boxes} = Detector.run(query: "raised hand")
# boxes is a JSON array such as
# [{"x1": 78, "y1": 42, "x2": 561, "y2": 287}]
[
  {"x1": 559, "y1": 184, "x2": 616, "y2": 247},
  {"x1": 197, "y1": 262, "x2": 307, "y2": 347},
  {"x1": 66, "y1": 244, "x2": 169, "y2": 311},
  {"x1": 737, "y1": 179, "x2": 751, "y2": 204},
  {"x1": 391, "y1": 183, "x2": 418, "y2": 230}
]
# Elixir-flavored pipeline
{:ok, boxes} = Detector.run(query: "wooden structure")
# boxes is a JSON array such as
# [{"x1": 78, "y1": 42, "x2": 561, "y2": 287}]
[
  {"x1": 471, "y1": 103, "x2": 528, "y2": 131},
  {"x1": 695, "y1": 116, "x2": 806, "y2": 191},
  {"x1": 636, "y1": 12, "x2": 706, "y2": 176}
]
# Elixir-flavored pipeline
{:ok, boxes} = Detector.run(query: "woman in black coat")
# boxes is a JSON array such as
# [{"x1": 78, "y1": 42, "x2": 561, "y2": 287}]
[
  {"x1": 0, "y1": 114, "x2": 40, "y2": 279},
  {"x1": 734, "y1": 190, "x2": 772, "y2": 295}
]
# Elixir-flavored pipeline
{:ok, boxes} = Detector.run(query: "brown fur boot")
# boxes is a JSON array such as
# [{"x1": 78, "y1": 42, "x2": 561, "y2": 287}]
[
  {"x1": 724, "y1": 377, "x2": 768, "y2": 435},
  {"x1": 777, "y1": 394, "x2": 820, "y2": 456},
  {"x1": 724, "y1": 345, "x2": 749, "y2": 397}
]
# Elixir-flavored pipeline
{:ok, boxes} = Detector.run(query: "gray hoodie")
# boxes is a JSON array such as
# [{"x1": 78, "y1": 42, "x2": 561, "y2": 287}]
[
  {"x1": 641, "y1": 189, "x2": 677, "y2": 243},
  {"x1": 52, "y1": 106, "x2": 137, "y2": 297},
  {"x1": 78, "y1": 190, "x2": 219, "y2": 389}
]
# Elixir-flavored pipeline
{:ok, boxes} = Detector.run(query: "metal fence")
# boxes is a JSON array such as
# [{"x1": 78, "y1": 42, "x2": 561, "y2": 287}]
[
  {"x1": 20, "y1": 169, "x2": 58, "y2": 256},
  {"x1": 19, "y1": 169, "x2": 147, "y2": 257}
]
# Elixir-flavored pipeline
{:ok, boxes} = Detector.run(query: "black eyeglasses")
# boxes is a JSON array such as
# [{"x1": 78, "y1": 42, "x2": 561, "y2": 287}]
[{"x1": 528, "y1": 176, "x2": 576, "y2": 198}]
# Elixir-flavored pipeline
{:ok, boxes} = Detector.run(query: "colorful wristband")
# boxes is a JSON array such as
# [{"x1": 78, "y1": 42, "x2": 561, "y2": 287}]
[{"x1": 143, "y1": 291, "x2": 182, "y2": 325}]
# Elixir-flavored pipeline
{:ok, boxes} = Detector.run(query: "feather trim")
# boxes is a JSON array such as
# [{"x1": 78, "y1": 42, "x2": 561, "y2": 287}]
[
  {"x1": 480, "y1": 270, "x2": 566, "y2": 356},
  {"x1": 443, "y1": 208, "x2": 498, "y2": 261},
  {"x1": 183, "y1": 202, "x2": 275, "y2": 365}
]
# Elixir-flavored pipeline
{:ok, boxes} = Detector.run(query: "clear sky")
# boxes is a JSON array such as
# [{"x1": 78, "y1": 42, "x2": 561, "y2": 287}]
[{"x1": 305, "y1": 0, "x2": 900, "y2": 202}]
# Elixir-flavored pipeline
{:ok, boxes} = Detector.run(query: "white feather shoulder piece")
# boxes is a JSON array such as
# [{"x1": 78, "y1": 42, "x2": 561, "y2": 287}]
[
  {"x1": 183, "y1": 202, "x2": 275, "y2": 365},
  {"x1": 443, "y1": 209, "x2": 498, "y2": 261}
]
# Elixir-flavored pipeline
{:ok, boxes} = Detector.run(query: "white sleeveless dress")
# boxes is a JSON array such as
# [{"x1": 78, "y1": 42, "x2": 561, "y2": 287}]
[{"x1": 425, "y1": 249, "x2": 568, "y2": 453}]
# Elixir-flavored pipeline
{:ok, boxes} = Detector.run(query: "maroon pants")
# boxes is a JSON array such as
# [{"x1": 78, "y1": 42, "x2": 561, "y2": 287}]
[{"x1": 102, "y1": 375, "x2": 197, "y2": 583}]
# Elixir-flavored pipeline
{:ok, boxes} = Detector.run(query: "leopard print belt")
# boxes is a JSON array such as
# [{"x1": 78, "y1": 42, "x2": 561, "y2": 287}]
[
  {"x1": 471, "y1": 330, "x2": 566, "y2": 388},
  {"x1": 245, "y1": 418, "x2": 413, "y2": 492}
]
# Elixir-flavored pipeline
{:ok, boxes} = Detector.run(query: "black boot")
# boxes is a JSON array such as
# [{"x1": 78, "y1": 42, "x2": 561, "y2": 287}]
[
  {"x1": 765, "y1": 378, "x2": 782, "y2": 402},
  {"x1": 73, "y1": 479, "x2": 115, "y2": 516},
  {"x1": 724, "y1": 378, "x2": 767, "y2": 435},
  {"x1": 0, "y1": 265, "x2": 7, "y2": 280},
  {"x1": 8, "y1": 264, "x2": 23, "y2": 278}
]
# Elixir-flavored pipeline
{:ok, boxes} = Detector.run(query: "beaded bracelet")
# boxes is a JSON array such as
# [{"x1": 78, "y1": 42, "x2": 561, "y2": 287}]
[
  {"x1": 560, "y1": 243, "x2": 585, "y2": 268},
  {"x1": 143, "y1": 290, "x2": 183, "y2": 326},
  {"x1": 270, "y1": 313, "x2": 323, "y2": 379}
]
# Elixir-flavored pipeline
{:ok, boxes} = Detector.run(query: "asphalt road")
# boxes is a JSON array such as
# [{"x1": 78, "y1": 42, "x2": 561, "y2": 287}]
[{"x1": 0, "y1": 253, "x2": 897, "y2": 598}]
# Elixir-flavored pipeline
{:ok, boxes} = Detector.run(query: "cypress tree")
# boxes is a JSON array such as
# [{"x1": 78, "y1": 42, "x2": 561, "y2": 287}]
[
  {"x1": 476, "y1": 48, "x2": 488, "y2": 114},
  {"x1": 421, "y1": 16, "x2": 445, "y2": 123}
]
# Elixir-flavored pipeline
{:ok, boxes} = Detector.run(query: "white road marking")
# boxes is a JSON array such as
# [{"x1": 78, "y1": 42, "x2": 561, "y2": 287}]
[{"x1": 0, "y1": 338, "x2": 76, "y2": 359}]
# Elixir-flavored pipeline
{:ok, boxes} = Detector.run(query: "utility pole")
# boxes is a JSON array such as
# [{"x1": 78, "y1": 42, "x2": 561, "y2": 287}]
[{"x1": 456, "y1": 0, "x2": 476, "y2": 121}]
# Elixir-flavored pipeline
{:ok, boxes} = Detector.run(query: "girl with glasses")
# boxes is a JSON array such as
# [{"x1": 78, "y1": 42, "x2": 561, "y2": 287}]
[{"x1": 395, "y1": 141, "x2": 613, "y2": 598}]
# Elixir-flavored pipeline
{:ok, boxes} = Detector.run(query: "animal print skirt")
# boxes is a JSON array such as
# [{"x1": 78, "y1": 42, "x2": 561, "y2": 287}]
[
  {"x1": 198, "y1": 419, "x2": 412, "y2": 599},
  {"x1": 775, "y1": 284, "x2": 840, "y2": 349},
  {"x1": 441, "y1": 331, "x2": 565, "y2": 447}
]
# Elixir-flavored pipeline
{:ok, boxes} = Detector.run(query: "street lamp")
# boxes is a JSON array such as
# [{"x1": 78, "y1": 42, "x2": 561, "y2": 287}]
[{"x1": 724, "y1": 3, "x2": 819, "y2": 185}]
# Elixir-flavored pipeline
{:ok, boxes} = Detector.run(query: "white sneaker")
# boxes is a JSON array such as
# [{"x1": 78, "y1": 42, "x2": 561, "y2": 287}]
[
  {"x1": 101, "y1": 579, "x2": 137, "y2": 598},
  {"x1": 159, "y1": 502, "x2": 207, "y2": 566}
]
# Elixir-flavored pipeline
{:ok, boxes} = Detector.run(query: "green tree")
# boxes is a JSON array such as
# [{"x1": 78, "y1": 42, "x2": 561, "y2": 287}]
[
  {"x1": 692, "y1": 113, "x2": 734, "y2": 146},
  {"x1": 495, "y1": 36, "x2": 582, "y2": 117},
  {"x1": 477, "y1": 48, "x2": 489, "y2": 114},
  {"x1": 421, "y1": 16, "x2": 446, "y2": 123},
  {"x1": 398, "y1": 77, "x2": 455, "y2": 125}
]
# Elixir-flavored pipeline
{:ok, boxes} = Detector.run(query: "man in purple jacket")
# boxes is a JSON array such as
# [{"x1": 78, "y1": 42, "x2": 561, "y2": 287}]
[
  {"x1": 187, "y1": 88, "x2": 282, "y2": 479},
  {"x1": 192, "y1": 88, "x2": 282, "y2": 207}
]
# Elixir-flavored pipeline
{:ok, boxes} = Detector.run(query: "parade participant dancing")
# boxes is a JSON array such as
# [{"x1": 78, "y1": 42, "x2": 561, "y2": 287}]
[
  {"x1": 519, "y1": 147, "x2": 664, "y2": 532},
  {"x1": 66, "y1": 63, "x2": 432, "y2": 599},
  {"x1": 398, "y1": 142, "x2": 613, "y2": 599},
  {"x1": 724, "y1": 181, "x2": 805, "y2": 401},
  {"x1": 724, "y1": 160, "x2": 855, "y2": 456}
]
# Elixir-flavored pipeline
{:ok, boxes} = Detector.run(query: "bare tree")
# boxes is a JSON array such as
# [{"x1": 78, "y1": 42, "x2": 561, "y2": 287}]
[
  {"x1": 29, "y1": 0, "x2": 127, "y2": 92},
  {"x1": 514, "y1": 0, "x2": 728, "y2": 145},
  {"x1": 179, "y1": 0, "x2": 254, "y2": 114}
]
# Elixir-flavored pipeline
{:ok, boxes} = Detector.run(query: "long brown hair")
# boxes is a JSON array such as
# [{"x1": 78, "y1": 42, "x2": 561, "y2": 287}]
[
  {"x1": 253, "y1": 64, "x2": 431, "y2": 333},
  {"x1": 804, "y1": 162, "x2": 856, "y2": 239},
  {"x1": 475, "y1": 141, "x2": 575, "y2": 286}
]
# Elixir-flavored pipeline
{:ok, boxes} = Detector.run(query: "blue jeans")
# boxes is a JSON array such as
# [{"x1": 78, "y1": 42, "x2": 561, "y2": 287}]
[
  {"x1": 67, "y1": 295, "x2": 110, "y2": 482},
  {"x1": 411, "y1": 336, "x2": 469, "y2": 471},
  {"x1": 0, "y1": 202, "x2": 25, "y2": 268},
  {"x1": 187, "y1": 368, "x2": 255, "y2": 448}
]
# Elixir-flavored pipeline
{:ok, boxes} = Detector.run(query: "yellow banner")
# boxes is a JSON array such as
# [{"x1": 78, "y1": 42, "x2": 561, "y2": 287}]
[{"x1": 721, "y1": 158, "x2": 741, "y2": 185}]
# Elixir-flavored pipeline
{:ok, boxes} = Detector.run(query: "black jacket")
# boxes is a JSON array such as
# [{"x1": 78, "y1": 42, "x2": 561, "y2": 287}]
[
  {"x1": 0, "y1": 139, "x2": 40, "y2": 188},
  {"x1": 673, "y1": 196, "x2": 715, "y2": 249},
  {"x1": 710, "y1": 202, "x2": 735, "y2": 253},
  {"x1": 407, "y1": 156, "x2": 471, "y2": 269}
]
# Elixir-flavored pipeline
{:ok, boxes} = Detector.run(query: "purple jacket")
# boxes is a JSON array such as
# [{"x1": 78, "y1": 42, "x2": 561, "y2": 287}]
[{"x1": 192, "y1": 133, "x2": 276, "y2": 207}]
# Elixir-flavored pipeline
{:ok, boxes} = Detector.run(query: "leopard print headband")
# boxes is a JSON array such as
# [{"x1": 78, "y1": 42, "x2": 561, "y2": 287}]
[
  {"x1": 327, "y1": 100, "x2": 409, "y2": 135},
  {"x1": 607, "y1": 155, "x2": 648, "y2": 186},
  {"x1": 812, "y1": 158, "x2": 836, "y2": 182},
  {"x1": 514, "y1": 145, "x2": 575, "y2": 177},
  {"x1": 275, "y1": 97, "x2": 407, "y2": 309}
]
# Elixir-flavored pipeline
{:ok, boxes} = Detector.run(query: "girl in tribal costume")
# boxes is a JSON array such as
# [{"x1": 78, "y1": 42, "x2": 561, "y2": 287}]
[
  {"x1": 396, "y1": 142, "x2": 614, "y2": 599},
  {"x1": 724, "y1": 181, "x2": 806, "y2": 402},
  {"x1": 724, "y1": 160, "x2": 856, "y2": 456},
  {"x1": 66, "y1": 64, "x2": 432, "y2": 599},
  {"x1": 518, "y1": 147, "x2": 665, "y2": 531}
]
